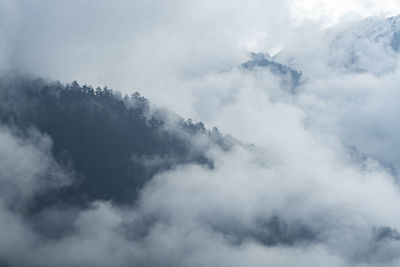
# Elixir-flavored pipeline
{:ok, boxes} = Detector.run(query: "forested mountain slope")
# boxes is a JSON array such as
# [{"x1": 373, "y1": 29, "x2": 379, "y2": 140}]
[{"x1": 0, "y1": 76, "x2": 234, "y2": 208}]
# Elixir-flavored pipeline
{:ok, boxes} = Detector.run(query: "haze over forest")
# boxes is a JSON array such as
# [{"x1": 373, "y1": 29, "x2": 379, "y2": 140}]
[{"x1": 2, "y1": 1, "x2": 400, "y2": 266}]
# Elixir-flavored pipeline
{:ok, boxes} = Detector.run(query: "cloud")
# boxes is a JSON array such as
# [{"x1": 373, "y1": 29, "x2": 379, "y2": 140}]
[
  {"x1": 0, "y1": 126, "x2": 70, "y2": 207},
  {"x1": 0, "y1": 0, "x2": 20, "y2": 72},
  {"x1": 2, "y1": 143, "x2": 400, "y2": 266},
  {"x1": 3, "y1": 0, "x2": 291, "y2": 107},
  {"x1": 289, "y1": 0, "x2": 400, "y2": 26},
  {"x1": 0, "y1": 125, "x2": 71, "y2": 266},
  {"x1": 2, "y1": 1, "x2": 400, "y2": 267}
]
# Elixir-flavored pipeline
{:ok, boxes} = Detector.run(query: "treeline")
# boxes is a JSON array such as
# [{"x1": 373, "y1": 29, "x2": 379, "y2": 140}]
[
  {"x1": 0, "y1": 76, "x2": 234, "y2": 209},
  {"x1": 241, "y1": 52, "x2": 302, "y2": 90}
]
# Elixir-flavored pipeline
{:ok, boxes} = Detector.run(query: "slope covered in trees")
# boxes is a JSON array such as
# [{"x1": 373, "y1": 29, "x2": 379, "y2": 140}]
[{"x1": 0, "y1": 75, "x2": 234, "y2": 209}]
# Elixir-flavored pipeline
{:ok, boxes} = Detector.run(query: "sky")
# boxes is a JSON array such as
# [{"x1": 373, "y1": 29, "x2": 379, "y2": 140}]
[
  {"x1": 0, "y1": 0, "x2": 399, "y2": 122},
  {"x1": 2, "y1": 0, "x2": 400, "y2": 266},
  {"x1": 1, "y1": 0, "x2": 399, "y2": 115}
]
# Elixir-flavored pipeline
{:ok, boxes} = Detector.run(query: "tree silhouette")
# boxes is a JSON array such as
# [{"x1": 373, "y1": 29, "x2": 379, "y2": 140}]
[{"x1": 0, "y1": 76, "x2": 235, "y2": 210}]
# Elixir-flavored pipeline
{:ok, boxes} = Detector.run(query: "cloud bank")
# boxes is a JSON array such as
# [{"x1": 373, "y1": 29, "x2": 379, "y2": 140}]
[{"x1": 1, "y1": 1, "x2": 400, "y2": 267}]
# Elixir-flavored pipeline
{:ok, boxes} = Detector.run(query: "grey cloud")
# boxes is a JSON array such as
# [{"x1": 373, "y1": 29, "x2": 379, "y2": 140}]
[
  {"x1": 1, "y1": 0, "x2": 294, "y2": 117},
  {"x1": 2, "y1": 1, "x2": 400, "y2": 267},
  {"x1": 0, "y1": 126, "x2": 70, "y2": 208},
  {"x1": 0, "y1": 125, "x2": 71, "y2": 266}
]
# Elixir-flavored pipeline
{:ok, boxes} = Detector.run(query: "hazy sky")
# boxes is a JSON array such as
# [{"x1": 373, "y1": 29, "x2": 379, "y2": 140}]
[{"x1": 1, "y1": 0, "x2": 400, "y2": 102}]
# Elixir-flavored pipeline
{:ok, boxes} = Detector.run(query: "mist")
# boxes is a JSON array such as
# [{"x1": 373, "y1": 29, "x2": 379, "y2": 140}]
[{"x1": 1, "y1": 1, "x2": 400, "y2": 267}]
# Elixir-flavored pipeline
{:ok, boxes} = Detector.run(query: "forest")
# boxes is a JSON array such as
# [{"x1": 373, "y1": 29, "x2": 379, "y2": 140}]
[{"x1": 0, "y1": 75, "x2": 234, "y2": 210}]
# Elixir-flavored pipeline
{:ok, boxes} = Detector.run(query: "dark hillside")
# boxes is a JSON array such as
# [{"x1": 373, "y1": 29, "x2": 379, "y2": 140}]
[{"x1": 0, "y1": 76, "x2": 234, "y2": 208}]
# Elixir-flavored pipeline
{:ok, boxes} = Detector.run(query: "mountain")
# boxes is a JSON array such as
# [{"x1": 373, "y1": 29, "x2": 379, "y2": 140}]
[
  {"x1": 355, "y1": 14, "x2": 400, "y2": 51},
  {"x1": 326, "y1": 14, "x2": 400, "y2": 73},
  {"x1": 268, "y1": 14, "x2": 400, "y2": 76},
  {"x1": 241, "y1": 52, "x2": 302, "y2": 90},
  {"x1": 0, "y1": 75, "x2": 235, "y2": 210}
]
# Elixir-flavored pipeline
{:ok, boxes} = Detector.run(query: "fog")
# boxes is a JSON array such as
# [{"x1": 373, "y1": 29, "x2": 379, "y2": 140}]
[{"x1": 1, "y1": 1, "x2": 400, "y2": 266}]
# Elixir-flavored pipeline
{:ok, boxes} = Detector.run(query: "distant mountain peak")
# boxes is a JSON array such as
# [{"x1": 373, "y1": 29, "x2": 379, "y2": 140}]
[
  {"x1": 387, "y1": 13, "x2": 400, "y2": 27},
  {"x1": 241, "y1": 52, "x2": 302, "y2": 91}
]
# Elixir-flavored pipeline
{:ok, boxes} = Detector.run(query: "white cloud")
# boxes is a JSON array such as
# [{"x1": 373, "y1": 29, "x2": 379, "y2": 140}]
[
  {"x1": 2, "y1": 1, "x2": 400, "y2": 266},
  {"x1": 290, "y1": 0, "x2": 400, "y2": 27}
]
